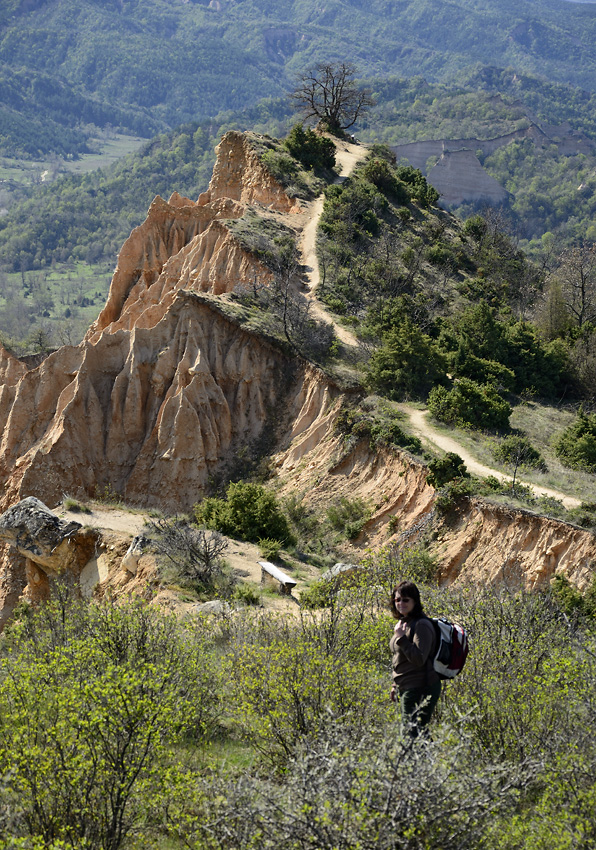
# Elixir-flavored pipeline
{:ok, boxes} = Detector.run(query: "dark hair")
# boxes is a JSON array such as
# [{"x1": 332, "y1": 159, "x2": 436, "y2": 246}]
[{"x1": 389, "y1": 580, "x2": 424, "y2": 619}]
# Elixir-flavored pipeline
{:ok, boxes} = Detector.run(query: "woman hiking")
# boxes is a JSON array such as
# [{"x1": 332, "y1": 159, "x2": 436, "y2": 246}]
[{"x1": 389, "y1": 580, "x2": 441, "y2": 738}]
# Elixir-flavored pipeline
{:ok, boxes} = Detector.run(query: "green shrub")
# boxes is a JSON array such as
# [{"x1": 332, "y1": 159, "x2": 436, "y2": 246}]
[
  {"x1": 463, "y1": 214, "x2": 487, "y2": 240},
  {"x1": 438, "y1": 303, "x2": 568, "y2": 399},
  {"x1": 168, "y1": 722, "x2": 524, "y2": 850},
  {"x1": 359, "y1": 157, "x2": 409, "y2": 203},
  {"x1": 428, "y1": 378, "x2": 511, "y2": 430},
  {"x1": 233, "y1": 582, "x2": 262, "y2": 607},
  {"x1": 195, "y1": 482, "x2": 296, "y2": 545},
  {"x1": 426, "y1": 243, "x2": 459, "y2": 270},
  {"x1": 284, "y1": 124, "x2": 336, "y2": 171},
  {"x1": 299, "y1": 577, "x2": 339, "y2": 609},
  {"x1": 258, "y1": 538, "x2": 282, "y2": 561},
  {"x1": 260, "y1": 149, "x2": 299, "y2": 180},
  {"x1": 451, "y1": 342, "x2": 516, "y2": 390},
  {"x1": 326, "y1": 496, "x2": 370, "y2": 540},
  {"x1": 370, "y1": 420, "x2": 422, "y2": 453},
  {"x1": 426, "y1": 452, "x2": 469, "y2": 488},
  {"x1": 0, "y1": 595, "x2": 221, "y2": 849},
  {"x1": 493, "y1": 435, "x2": 546, "y2": 471},
  {"x1": 62, "y1": 496, "x2": 92, "y2": 514},
  {"x1": 551, "y1": 574, "x2": 596, "y2": 618},
  {"x1": 444, "y1": 586, "x2": 587, "y2": 764},
  {"x1": 365, "y1": 320, "x2": 448, "y2": 400},
  {"x1": 394, "y1": 165, "x2": 439, "y2": 207},
  {"x1": 554, "y1": 408, "x2": 596, "y2": 472},
  {"x1": 333, "y1": 405, "x2": 422, "y2": 454},
  {"x1": 434, "y1": 477, "x2": 475, "y2": 512},
  {"x1": 359, "y1": 543, "x2": 439, "y2": 594},
  {"x1": 225, "y1": 609, "x2": 391, "y2": 767}
]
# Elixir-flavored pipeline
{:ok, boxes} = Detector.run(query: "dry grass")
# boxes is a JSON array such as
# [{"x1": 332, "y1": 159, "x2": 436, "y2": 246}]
[{"x1": 427, "y1": 399, "x2": 596, "y2": 506}]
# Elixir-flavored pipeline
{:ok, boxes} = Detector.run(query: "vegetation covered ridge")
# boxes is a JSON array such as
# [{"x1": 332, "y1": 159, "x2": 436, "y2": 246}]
[{"x1": 312, "y1": 139, "x2": 596, "y2": 524}]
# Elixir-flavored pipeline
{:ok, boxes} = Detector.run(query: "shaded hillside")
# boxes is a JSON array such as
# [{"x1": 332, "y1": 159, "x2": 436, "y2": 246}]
[{"x1": 5, "y1": 0, "x2": 596, "y2": 157}]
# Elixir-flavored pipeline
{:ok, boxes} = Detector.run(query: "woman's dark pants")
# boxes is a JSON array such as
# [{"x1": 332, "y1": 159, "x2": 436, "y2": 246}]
[{"x1": 400, "y1": 680, "x2": 442, "y2": 738}]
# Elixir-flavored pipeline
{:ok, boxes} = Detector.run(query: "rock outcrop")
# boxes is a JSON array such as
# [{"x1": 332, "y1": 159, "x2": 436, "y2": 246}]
[
  {"x1": 0, "y1": 131, "x2": 340, "y2": 620},
  {"x1": 198, "y1": 131, "x2": 302, "y2": 213},
  {"x1": 0, "y1": 132, "x2": 312, "y2": 525},
  {"x1": 0, "y1": 497, "x2": 99, "y2": 626},
  {"x1": 428, "y1": 150, "x2": 509, "y2": 206},
  {"x1": 392, "y1": 120, "x2": 595, "y2": 207},
  {"x1": 0, "y1": 496, "x2": 83, "y2": 564},
  {"x1": 1, "y1": 128, "x2": 596, "y2": 624},
  {"x1": 437, "y1": 500, "x2": 596, "y2": 591},
  {"x1": 0, "y1": 292, "x2": 324, "y2": 514}
]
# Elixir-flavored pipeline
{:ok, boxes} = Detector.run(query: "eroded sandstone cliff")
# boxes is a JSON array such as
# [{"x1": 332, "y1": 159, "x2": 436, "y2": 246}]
[
  {"x1": 436, "y1": 500, "x2": 596, "y2": 590},
  {"x1": 0, "y1": 129, "x2": 595, "y2": 624},
  {"x1": 0, "y1": 132, "x2": 340, "y2": 619}
]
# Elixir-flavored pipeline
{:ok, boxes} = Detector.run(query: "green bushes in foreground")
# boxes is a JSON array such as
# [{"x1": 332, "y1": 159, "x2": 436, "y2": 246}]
[
  {"x1": 2, "y1": 561, "x2": 596, "y2": 849},
  {"x1": 0, "y1": 594, "x2": 222, "y2": 850}
]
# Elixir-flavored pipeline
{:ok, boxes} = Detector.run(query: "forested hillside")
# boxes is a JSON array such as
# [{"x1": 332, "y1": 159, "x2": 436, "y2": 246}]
[
  {"x1": 4, "y1": 0, "x2": 596, "y2": 157},
  {"x1": 363, "y1": 72, "x2": 596, "y2": 252},
  {"x1": 6, "y1": 65, "x2": 596, "y2": 276}
]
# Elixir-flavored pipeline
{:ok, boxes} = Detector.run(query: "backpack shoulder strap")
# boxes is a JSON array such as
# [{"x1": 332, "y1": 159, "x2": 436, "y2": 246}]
[{"x1": 410, "y1": 616, "x2": 438, "y2": 680}]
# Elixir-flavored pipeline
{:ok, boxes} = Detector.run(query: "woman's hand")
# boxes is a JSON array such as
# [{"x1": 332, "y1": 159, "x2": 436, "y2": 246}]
[
  {"x1": 394, "y1": 620, "x2": 407, "y2": 639},
  {"x1": 390, "y1": 685, "x2": 396, "y2": 703}
]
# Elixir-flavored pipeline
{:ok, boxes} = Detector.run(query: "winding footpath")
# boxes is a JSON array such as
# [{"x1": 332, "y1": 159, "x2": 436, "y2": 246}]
[
  {"x1": 400, "y1": 405, "x2": 581, "y2": 509},
  {"x1": 298, "y1": 138, "x2": 366, "y2": 346},
  {"x1": 292, "y1": 145, "x2": 582, "y2": 510}
]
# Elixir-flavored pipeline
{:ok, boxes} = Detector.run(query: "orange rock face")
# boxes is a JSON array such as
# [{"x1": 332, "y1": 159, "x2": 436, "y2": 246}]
[
  {"x1": 0, "y1": 293, "x2": 321, "y2": 514},
  {"x1": 198, "y1": 131, "x2": 303, "y2": 213},
  {"x1": 0, "y1": 132, "x2": 316, "y2": 620},
  {"x1": 0, "y1": 132, "x2": 305, "y2": 521},
  {"x1": 0, "y1": 129, "x2": 595, "y2": 624},
  {"x1": 436, "y1": 500, "x2": 596, "y2": 591}
]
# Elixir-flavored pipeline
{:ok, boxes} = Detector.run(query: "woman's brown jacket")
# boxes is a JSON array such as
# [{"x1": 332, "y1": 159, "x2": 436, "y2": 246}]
[{"x1": 390, "y1": 616, "x2": 439, "y2": 692}]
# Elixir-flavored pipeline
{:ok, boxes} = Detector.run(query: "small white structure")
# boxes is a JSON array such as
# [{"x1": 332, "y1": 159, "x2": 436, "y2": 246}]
[{"x1": 259, "y1": 561, "x2": 297, "y2": 595}]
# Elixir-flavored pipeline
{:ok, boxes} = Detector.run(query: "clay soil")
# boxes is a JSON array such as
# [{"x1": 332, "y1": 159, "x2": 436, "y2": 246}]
[{"x1": 55, "y1": 502, "x2": 306, "y2": 614}]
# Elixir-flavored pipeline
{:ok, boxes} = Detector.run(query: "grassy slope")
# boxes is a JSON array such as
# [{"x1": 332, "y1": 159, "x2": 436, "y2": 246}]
[{"x1": 423, "y1": 401, "x2": 596, "y2": 506}]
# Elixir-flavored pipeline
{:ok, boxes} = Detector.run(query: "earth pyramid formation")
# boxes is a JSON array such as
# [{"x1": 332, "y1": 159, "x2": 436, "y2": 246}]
[
  {"x1": 0, "y1": 131, "x2": 333, "y2": 516},
  {"x1": 1, "y1": 131, "x2": 596, "y2": 625}
]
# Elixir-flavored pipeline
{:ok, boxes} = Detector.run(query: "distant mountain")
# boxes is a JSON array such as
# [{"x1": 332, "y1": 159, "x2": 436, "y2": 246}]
[
  {"x1": 5, "y1": 66, "x2": 596, "y2": 278},
  {"x1": 4, "y1": 0, "x2": 596, "y2": 157}
]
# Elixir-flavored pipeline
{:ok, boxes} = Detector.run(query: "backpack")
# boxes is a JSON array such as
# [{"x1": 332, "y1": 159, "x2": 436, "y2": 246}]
[{"x1": 429, "y1": 617, "x2": 469, "y2": 680}]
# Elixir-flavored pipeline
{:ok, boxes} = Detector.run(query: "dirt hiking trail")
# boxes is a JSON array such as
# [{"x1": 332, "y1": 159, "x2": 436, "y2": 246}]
[
  {"x1": 299, "y1": 137, "x2": 367, "y2": 346},
  {"x1": 400, "y1": 405, "x2": 581, "y2": 509}
]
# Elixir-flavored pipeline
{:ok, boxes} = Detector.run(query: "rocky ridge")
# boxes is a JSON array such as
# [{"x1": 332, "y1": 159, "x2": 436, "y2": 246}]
[{"x1": 0, "y1": 130, "x2": 595, "y2": 625}]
